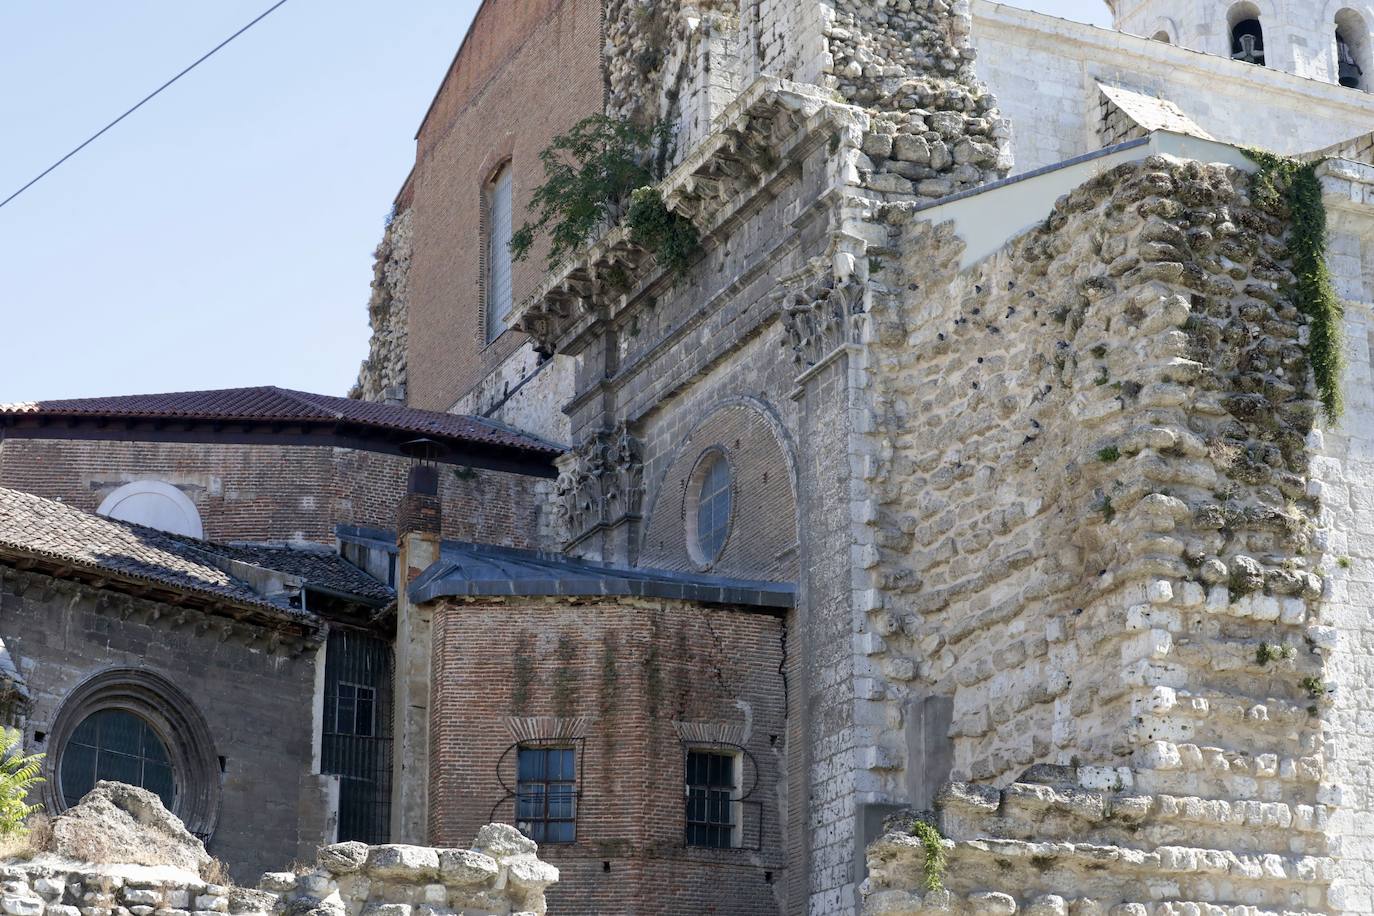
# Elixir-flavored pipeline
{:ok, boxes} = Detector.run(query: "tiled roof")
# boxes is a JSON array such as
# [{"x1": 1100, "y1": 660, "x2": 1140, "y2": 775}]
[
  {"x1": 0, "y1": 486, "x2": 305, "y2": 618},
  {"x1": 0, "y1": 386, "x2": 563, "y2": 459},
  {"x1": 409, "y1": 540, "x2": 795, "y2": 611},
  {"x1": 205, "y1": 541, "x2": 394, "y2": 604}
]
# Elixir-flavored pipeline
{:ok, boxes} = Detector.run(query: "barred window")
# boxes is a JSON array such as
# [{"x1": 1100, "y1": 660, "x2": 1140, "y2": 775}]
[
  {"x1": 59, "y1": 709, "x2": 176, "y2": 811},
  {"x1": 486, "y1": 163, "x2": 514, "y2": 342},
  {"x1": 516, "y1": 747, "x2": 576, "y2": 844},
  {"x1": 333, "y1": 682, "x2": 376, "y2": 737},
  {"x1": 685, "y1": 750, "x2": 739, "y2": 848}
]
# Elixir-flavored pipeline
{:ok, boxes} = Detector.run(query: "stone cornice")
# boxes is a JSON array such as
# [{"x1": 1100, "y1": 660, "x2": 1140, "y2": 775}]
[{"x1": 511, "y1": 77, "x2": 869, "y2": 357}]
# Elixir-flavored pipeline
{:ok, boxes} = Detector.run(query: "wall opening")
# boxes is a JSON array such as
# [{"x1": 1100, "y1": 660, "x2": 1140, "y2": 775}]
[
  {"x1": 1229, "y1": 3, "x2": 1267, "y2": 66},
  {"x1": 96, "y1": 480, "x2": 204, "y2": 538},
  {"x1": 483, "y1": 161, "x2": 514, "y2": 343},
  {"x1": 1336, "y1": 9, "x2": 1371, "y2": 89},
  {"x1": 1152, "y1": 31, "x2": 1172, "y2": 43}
]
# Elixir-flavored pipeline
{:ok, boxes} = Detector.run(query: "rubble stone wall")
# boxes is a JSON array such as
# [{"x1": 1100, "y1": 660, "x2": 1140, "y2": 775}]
[
  {"x1": 263, "y1": 827, "x2": 558, "y2": 916},
  {"x1": 855, "y1": 154, "x2": 1336, "y2": 911},
  {"x1": 350, "y1": 208, "x2": 413, "y2": 404}
]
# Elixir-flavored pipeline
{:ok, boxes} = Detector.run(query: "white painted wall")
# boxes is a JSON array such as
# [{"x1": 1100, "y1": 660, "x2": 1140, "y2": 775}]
[{"x1": 975, "y1": 1, "x2": 1374, "y2": 173}]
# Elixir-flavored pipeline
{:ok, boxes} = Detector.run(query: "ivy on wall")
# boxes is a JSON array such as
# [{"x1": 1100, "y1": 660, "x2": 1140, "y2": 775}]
[{"x1": 1245, "y1": 149, "x2": 1345, "y2": 422}]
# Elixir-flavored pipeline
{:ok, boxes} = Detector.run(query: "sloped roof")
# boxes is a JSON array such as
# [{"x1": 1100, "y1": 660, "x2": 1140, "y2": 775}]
[
  {"x1": 409, "y1": 540, "x2": 794, "y2": 611},
  {"x1": 0, "y1": 387, "x2": 563, "y2": 476},
  {"x1": 206, "y1": 541, "x2": 394, "y2": 604},
  {"x1": 0, "y1": 486, "x2": 306, "y2": 619}
]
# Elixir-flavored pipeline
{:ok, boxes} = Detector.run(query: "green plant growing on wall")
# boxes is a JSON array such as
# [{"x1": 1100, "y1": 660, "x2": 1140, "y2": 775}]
[
  {"x1": 1256, "y1": 642, "x2": 1295, "y2": 666},
  {"x1": 909, "y1": 821, "x2": 947, "y2": 892},
  {"x1": 1244, "y1": 150, "x2": 1345, "y2": 422},
  {"x1": 0, "y1": 728, "x2": 43, "y2": 839},
  {"x1": 1097, "y1": 446, "x2": 1121, "y2": 463},
  {"x1": 626, "y1": 187, "x2": 700, "y2": 275},
  {"x1": 1300, "y1": 675, "x2": 1330, "y2": 700},
  {"x1": 510, "y1": 115, "x2": 699, "y2": 274}
]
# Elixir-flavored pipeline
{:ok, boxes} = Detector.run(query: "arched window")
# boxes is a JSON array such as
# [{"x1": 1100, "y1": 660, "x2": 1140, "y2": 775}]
[
  {"x1": 1336, "y1": 9, "x2": 1371, "y2": 89},
  {"x1": 1153, "y1": 31, "x2": 1172, "y2": 43},
  {"x1": 1229, "y1": 3, "x2": 1267, "y2": 66},
  {"x1": 96, "y1": 480, "x2": 203, "y2": 538},
  {"x1": 484, "y1": 162, "x2": 514, "y2": 343}
]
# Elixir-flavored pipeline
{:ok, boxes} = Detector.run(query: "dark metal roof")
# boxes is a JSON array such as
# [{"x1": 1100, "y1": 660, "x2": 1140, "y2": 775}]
[
  {"x1": 0, "y1": 386, "x2": 563, "y2": 477},
  {"x1": 408, "y1": 540, "x2": 795, "y2": 612},
  {"x1": 196, "y1": 541, "x2": 394, "y2": 605}
]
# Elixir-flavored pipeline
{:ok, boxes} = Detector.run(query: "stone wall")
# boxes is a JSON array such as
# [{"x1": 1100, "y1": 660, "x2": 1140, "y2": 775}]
[
  {"x1": 852, "y1": 153, "x2": 1337, "y2": 911},
  {"x1": 1, "y1": 568, "x2": 324, "y2": 881},
  {"x1": 263, "y1": 827, "x2": 557, "y2": 916},
  {"x1": 0, "y1": 866, "x2": 253, "y2": 916},
  {"x1": 350, "y1": 208, "x2": 413, "y2": 405}
]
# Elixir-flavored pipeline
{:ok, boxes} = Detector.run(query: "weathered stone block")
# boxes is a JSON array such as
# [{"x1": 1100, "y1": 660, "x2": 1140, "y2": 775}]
[
  {"x1": 317, "y1": 843, "x2": 369, "y2": 876},
  {"x1": 364, "y1": 848, "x2": 439, "y2": 881},
  {"x1": 436, "y1": 851, "x2": 497, "y2": 887}
]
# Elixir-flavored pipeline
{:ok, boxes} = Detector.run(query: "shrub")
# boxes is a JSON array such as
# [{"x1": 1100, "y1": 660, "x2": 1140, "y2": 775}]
[
  {"x1": 0, "y1": 728, "x2": 44, "y2": 841},
  {"x1": 511, "y1": 115, "x2": 675, "y2": 270}
]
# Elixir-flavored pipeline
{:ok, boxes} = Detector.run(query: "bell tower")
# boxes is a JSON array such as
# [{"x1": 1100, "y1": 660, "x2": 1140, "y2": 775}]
[{"x1": 1103, "y1": 0, "x2": 1374, "y2": 90}]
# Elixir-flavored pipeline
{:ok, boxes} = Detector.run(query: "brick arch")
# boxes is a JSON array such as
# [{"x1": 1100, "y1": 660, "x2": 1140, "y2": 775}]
[{"x1": 639, "y1": 398, "x2": 799, "y2": 581}]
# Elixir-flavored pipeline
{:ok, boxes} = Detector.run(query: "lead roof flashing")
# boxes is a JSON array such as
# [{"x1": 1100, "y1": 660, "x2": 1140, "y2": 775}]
[{"x1": 408, "y1": 540, "x2": 794, "y2": 613}]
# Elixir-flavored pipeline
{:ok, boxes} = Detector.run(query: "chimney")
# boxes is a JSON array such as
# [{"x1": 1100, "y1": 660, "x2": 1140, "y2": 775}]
[{"x1": 390, "y1": 440, "x2": 443, "y2": 844}]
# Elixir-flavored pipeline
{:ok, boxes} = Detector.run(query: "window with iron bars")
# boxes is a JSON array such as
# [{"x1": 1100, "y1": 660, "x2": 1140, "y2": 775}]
[
  {"x1": 516, "y1": 746, "x2": 576, "y2": 844},
  {"x1": 685, "y1": 749, "x2": 740, "y2": 848}
]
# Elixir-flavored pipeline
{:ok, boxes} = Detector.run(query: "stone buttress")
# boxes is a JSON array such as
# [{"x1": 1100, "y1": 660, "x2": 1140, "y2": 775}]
[{"x1": 858, "y1": 156, "x2": 1338, "y2": 913}]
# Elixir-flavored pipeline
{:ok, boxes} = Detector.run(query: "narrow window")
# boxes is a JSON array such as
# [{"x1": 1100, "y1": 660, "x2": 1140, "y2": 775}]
[
  {"x1": 1229, "y1": 4, "x2": 1266, "y2": 66},
  {"x1": 689, "y1": 451, "x2": 733, "y2": 566},
  {"x1": 485, "y1": 163, "x2": 514, "y2": 342},
  {"x1": 685, "y1": 750, "x2": 740, "y2": 848},
  {"x1": 1336, "y1": 10, "x2": 1370, "y2": 89},
  {"x1": 516, "y1": 746, "x2": 576, "y2": 844}
]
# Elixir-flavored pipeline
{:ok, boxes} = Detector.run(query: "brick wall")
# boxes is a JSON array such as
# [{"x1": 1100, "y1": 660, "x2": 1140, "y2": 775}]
[
  {"x1": 405, "y1": 0, "x2": 604, "y2": 412},
  {"x1": 0, "y1": 567, "x2": 321, "y2": 883},
  {"x1": 427, "y1": 597, "x2": 788, "y2": 915},
  {"x1": 0, "y1": 439, "x2": 543, "y2": 548}
]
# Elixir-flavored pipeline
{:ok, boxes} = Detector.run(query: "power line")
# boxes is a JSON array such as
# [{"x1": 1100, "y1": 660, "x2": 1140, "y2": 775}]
[{"x1": 0, "y1": 0, "x2": 293, "y2": 213}]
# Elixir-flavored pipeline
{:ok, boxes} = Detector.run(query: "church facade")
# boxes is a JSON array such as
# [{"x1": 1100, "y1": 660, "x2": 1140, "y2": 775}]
[{"x1": 7, "y1": 1, "x2": 1374, "y2": 914}]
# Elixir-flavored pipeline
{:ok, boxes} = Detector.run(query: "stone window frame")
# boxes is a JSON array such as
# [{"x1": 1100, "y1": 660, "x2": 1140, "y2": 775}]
[
  {"x1": 675, "y1": 736, "x2": 763, "y2": 852},
  {"x1": 684, "y1": 446, "x2": 735, "y2": 571},
  {"x1": 43, "y1": 668, "x2": 221, "y2": 840},
  {"x1": 480, "y1": 158, "x2": 516, "y2": 346},
  {"x1": 683, "y1": 746, "x2": 743, "y2": 849}
]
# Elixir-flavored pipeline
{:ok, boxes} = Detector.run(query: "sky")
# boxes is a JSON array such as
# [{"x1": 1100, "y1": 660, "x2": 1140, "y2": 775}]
[{"x1": 0, "y1": 0, "x2": 1112, "y2": 404}]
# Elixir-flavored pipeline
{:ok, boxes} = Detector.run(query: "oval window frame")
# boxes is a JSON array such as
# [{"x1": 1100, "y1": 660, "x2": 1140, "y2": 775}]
[{"x1": 684, "y1": 448, "x2": 734, "y2": 570}]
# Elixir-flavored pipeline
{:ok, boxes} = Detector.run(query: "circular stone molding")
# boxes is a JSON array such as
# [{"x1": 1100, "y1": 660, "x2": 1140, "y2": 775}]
[{"x1": 44, "y1": 668, "x2": 221, "y2": 839}]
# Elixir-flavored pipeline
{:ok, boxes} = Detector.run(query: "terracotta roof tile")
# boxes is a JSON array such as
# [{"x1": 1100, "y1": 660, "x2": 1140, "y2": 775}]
[
  {"x1": 0, "y1": 386, "x2": 563, "y2": 457},
  {"x1": 0, "y1": 486, "x2": 304, "y2": 617}
]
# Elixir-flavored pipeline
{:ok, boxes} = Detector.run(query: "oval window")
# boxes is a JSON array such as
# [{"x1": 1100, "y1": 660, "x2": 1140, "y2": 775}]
[
  {"x1": 59, "y1": 709, "x2": 177, "y2": 811},
  {"x1": 689, "y1": 451, "x2": 733, "y2": 566}
]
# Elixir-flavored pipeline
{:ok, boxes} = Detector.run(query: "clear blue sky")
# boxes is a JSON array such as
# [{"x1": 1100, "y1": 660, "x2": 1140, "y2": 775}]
[{"x1": 0, "y1": 0, "x2": 1111, "y2": 404}]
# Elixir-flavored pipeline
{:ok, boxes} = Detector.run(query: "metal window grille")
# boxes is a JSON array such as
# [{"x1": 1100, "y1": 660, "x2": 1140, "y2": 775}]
[
  {"x1": 515, "y1": 747, "x2": 576, "y2": 844},
  {"x1": 322, "y1": 629, "x2": 393, "y2": 844},
  {"x1": 59, "y1": 709, "x2": 176, "y2": 811},
  {"x1": 685, "y1": 750, "x2": 738, "y2": 848}
]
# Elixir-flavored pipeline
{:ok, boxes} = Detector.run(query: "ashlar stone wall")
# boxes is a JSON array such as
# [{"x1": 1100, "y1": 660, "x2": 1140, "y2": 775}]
[{"x1": 853, "y1": 154, "x2": 1338, "y2": 912}]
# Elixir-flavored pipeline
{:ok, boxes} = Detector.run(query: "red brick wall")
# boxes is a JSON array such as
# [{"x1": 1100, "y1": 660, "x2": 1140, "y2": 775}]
[
  {"x1": 0, "y1": 439, "x2": 541, "y2": 548},
  {"x1": 428, "y1": 599, "x2": 787, "y2": 915},
  {"x1": 404, "y1": 0, "x2": 604, "y2": 412}
]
